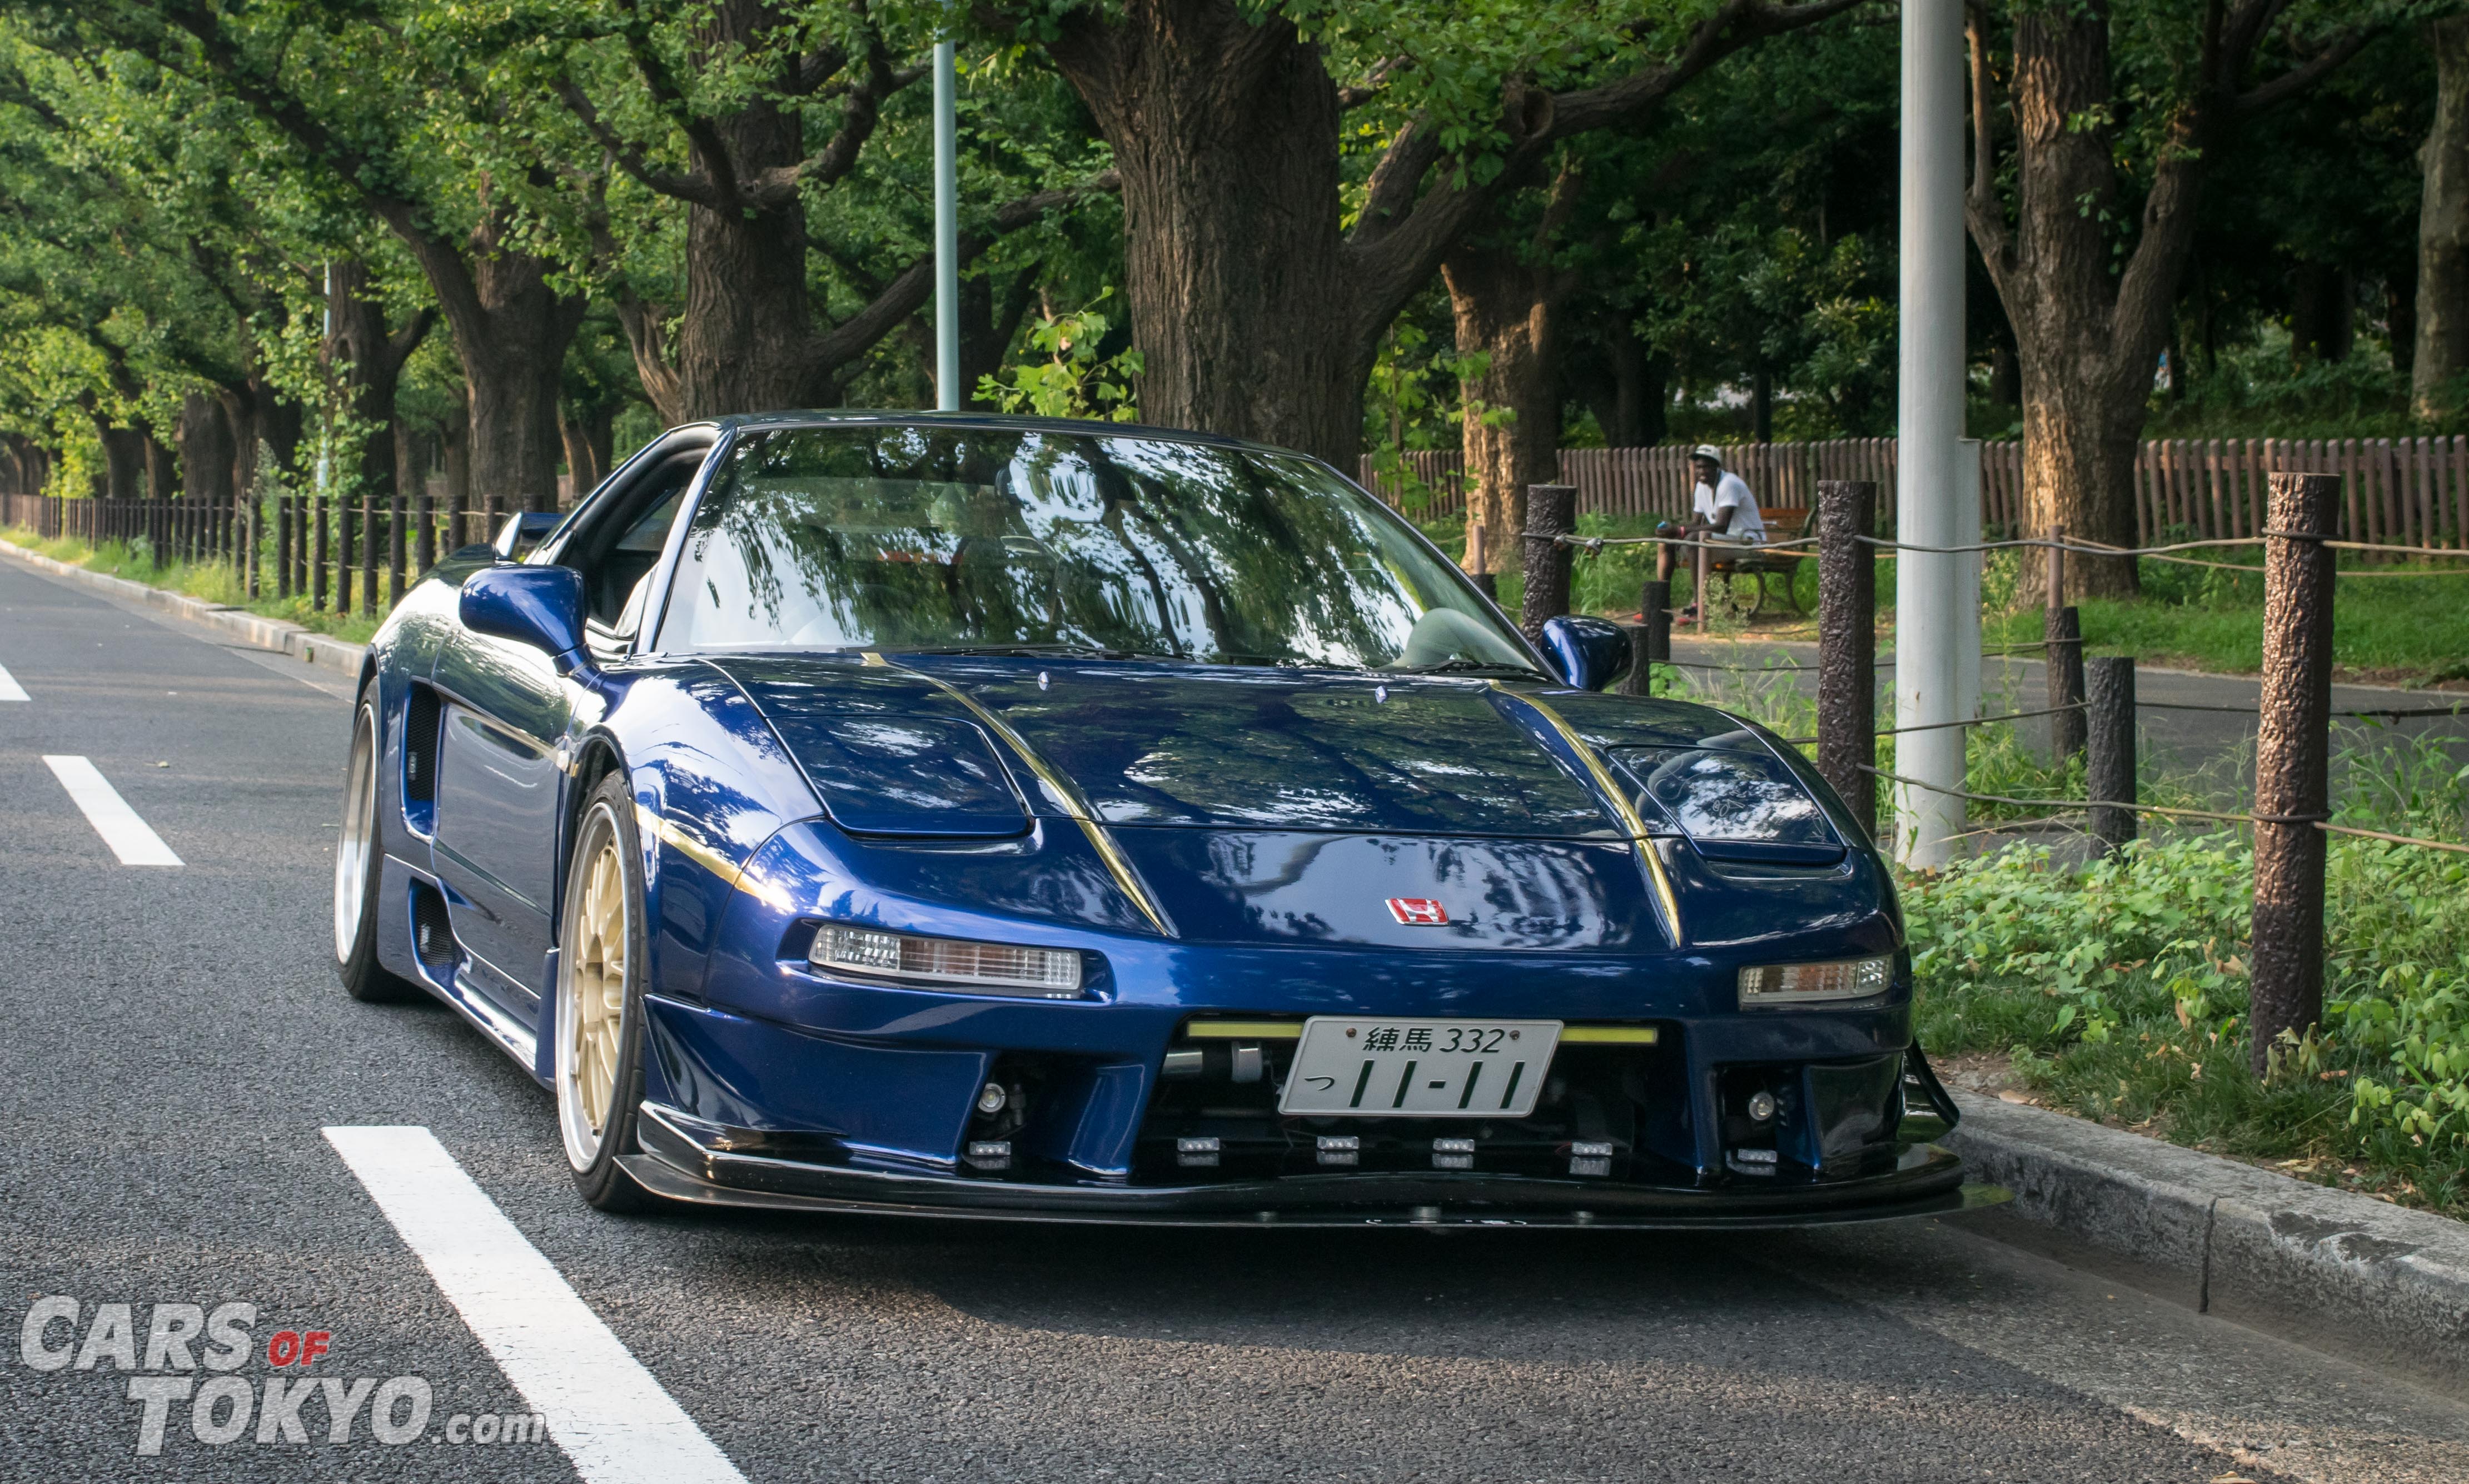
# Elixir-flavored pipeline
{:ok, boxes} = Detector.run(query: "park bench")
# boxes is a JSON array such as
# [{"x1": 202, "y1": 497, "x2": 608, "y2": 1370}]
[{"x1": 1704, "y1": 505, "x2": 1812, "y2": 617}]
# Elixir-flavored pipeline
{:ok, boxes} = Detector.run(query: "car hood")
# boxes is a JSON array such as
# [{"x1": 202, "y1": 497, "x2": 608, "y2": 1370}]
[{"x1": 709, "y1": 653, "x2": 1744, "y2": 841}]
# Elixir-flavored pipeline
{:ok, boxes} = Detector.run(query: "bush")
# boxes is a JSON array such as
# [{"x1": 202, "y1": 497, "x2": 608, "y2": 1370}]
[{"x1": 1904, "y1": 733, "x2": 2469, "y2": 1212}]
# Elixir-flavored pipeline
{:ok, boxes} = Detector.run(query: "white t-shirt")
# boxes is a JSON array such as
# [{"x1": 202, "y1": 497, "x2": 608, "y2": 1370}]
[{"x1": 1693, "y1": 470, "x2": 1766, "y2": 541}]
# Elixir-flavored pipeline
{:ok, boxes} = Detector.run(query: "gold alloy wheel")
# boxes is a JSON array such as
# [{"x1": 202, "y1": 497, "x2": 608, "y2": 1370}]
[{"x1": 559, "y1": 806, "x2": 630, "y2": 1169}]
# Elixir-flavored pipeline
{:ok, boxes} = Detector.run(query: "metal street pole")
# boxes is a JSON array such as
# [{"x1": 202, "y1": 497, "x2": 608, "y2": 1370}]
[
  {"x1": 933, "y1": 39, "x2": 960, "y2": 412},
  {"x1": 1893, "y1": 0, "x2": 1968, "y2": 869}
]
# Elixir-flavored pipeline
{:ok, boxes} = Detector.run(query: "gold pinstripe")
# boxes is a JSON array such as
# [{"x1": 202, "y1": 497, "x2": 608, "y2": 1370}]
[
  {"x1": 884, "y1": 664, "x2": 1177, "y2": 938},
  {"x1": 1501, "y1": 689, "x2": 1685, "y2": 948}
]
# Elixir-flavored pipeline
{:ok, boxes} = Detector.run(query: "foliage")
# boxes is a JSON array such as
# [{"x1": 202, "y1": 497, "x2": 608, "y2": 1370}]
[
  {"x1": 1904, "y1": 733, "x2": 2469, "y2": 1214},
  {"x1": 973, "y1": 289, "x2": 1144, "y2": 420}
]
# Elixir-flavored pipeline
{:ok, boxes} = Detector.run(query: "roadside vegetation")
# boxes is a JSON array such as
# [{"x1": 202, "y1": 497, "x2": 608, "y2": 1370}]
[
  {"x1": 1679, "y1": 654, "x2": 2469, "y2": 1216},
  {"x1": 0, "y1": 526, "x2": 383, "y2": 644}
]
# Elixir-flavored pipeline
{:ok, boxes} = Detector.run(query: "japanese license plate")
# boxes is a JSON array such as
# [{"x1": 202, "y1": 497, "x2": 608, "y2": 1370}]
[{"x1": 1278, "y1": 1018, "x2": 1562, "y2": 1118}]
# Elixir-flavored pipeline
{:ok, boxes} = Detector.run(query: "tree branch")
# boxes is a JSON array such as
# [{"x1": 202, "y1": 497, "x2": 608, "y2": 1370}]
[
  {"x1": 811, "y1": 174, "x2": 1118, "y2": 377},
  {"x1": 1346, "y1": 0, "x2": 1874, "y2": 344},
  {"x1": 554, "y1": 76, "x2": 720, "y2": 206},
  {"x1": 743, "y1": 38, "x2": 913, "y2": 208},
  {"x1": 1964, "y1": 2, "x2": 2014, "y2": 302},
  {"x1": 2233, "y1": 28, "x2": 2377, "y2": 119}
]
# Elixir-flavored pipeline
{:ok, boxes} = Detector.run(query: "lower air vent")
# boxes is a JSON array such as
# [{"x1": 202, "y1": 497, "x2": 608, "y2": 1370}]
[
  {"x1": 410, "y1": 884, "x2": 459, "y2": 969},
  {"x1": 402, "y1": 685, "x2": 442, "y2": 806}
]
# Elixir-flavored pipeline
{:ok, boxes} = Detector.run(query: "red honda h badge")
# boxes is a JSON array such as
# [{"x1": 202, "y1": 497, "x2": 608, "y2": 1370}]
[{"x1": 1386, "y1": 897, "x2": 1448, "y2": 925}]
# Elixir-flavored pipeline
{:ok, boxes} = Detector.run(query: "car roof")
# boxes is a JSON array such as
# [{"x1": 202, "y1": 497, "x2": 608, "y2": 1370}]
[{"x1": 703, "y1": 410, "x2": 1306, "y2": 461}]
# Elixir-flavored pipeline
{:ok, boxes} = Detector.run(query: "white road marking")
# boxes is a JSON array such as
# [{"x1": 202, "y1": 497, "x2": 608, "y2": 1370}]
[
  {"x1": 0, "y1": 660, "x2": 24, "y2": 700},
  {"x1": 41, "y1": 755, "x2": 180, "y2": 865},
  {"x1": 323, "y1": 1126, "x2": 748, "y2": 1484}
]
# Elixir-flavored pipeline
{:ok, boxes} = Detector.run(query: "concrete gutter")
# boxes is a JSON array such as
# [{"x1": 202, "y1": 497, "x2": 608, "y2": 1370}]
[
  {"x1": 0, "y1": 536, "x2": 366, "y2": 681},
  {"x1": 1949, "y1": 1090, "x2": 2469, "y2": 1390}
]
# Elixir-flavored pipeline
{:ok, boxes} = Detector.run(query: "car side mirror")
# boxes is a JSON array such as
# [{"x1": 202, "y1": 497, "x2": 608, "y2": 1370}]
[
  {"x1": 1541, "y1": 615, "x2": 1632, "y2": 692},
  {"x1": 461, "y1": 565, "x2": 588, "y2": 669}
]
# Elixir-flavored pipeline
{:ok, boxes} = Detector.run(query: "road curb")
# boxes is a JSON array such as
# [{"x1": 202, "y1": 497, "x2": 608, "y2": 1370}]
[
  {"x1": 1947, "y1": 1090, "x2": 2469, "y2": 1387},
  {"x1": 0, "y1": 537, "x2": 367, "y2": 681}
]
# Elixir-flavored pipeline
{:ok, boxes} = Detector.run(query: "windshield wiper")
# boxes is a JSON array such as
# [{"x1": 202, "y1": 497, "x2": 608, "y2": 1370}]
[
  {"x1": 1396, "y1": 659, "x2": 1545, "y2": 676},
  {"x1": 898, "y1": 643, "x2": 1191, "y2": 661}
]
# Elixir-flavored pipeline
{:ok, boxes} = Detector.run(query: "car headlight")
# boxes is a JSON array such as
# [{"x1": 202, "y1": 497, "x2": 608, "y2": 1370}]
[
  {"x1": 1737, "y1": 955, "x2": 1891, "y2": 1006},
  {"x1": 810, "y1": 924, "x2": 1083, "y2": 997}
]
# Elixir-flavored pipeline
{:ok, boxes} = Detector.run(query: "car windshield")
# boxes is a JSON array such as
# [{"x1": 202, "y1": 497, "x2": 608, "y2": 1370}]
[{"x1": 655, "y1": 425, "x2": 1539, "y2": 673}]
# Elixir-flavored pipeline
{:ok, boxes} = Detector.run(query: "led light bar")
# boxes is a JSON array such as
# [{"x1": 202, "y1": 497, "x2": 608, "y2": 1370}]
[
  {"x1": 810, "y1": 924, "x2": 1083, "y2": 997},
  {"x1": 1736, "y1": 955, "x2": 1891, "y2": 1006}
]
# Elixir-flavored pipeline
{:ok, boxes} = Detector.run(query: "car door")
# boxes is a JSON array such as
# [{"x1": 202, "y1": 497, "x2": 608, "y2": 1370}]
[
  {"x1": 429, "y1": 433, "x2": 713, "y2": 1015},
  {"x1": 431, "y1": 605, "x2": 574, "y2": 1017}
]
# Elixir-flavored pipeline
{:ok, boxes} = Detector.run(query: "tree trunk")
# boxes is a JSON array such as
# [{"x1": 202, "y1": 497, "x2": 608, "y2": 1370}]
[
  {"x1": 2416, "y1": 16, "x2": 2469, "y2": 419},
  {"x1": 177, "y1": 394, "x2": 235, "y2": 527},
  {"x1": 1973, "y1": 6, "x2": 2181, "y2": 598},
  {"x1": 560, "y1": 409, "x2": 601, "y2": 497},
  {"x1": 1048, "y1": 1, "x2": 1364, "y2": 467},
  {"x1": 442, "y1": 401, "x2": 474, "y2": 549},
  {"x1": 670, "y1": 22, "x2": 822, "y2": 416},
  {"x1": 394, "y1": 223, "x2": 580, "y2": 514},
  {"x1": 97, "y1": 422, "x2": 145, "y2": 502},
  {"x1": 1973, "y1": 2, "x2": 2374, "y2": 599},
  {"x1": 2290, "y1": 264, "x2": 2352, "y2": 362},
  {"x1": 326, "y1": 263, "x2": 411, "y2": 562},
  {"x1": 1445, "y1": 246, "x2": 1566, "y2": 574},
  {"x1": 959, "y1": 267, "x2": 1039, "y2": 411},
  {"x1": 142, "y1": 432, "x2": 177, "y2": 503}
]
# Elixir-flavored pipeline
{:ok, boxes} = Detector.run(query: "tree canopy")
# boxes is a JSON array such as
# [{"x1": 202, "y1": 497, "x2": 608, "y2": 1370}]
[{"x1": 0, "y1": 0, "x2": 2446, "y2": 576}]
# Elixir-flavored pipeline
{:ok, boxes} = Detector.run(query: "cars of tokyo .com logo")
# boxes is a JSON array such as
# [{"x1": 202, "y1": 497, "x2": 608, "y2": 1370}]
[{"x1": 18, "y1": 1295, "x2": 546, "y2": 1456}]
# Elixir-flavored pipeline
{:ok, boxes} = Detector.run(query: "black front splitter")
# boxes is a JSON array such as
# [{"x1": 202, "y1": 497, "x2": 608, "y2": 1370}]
[{"x1": 625, "y1": 1103, "x2": 2004, "y2": 1230}]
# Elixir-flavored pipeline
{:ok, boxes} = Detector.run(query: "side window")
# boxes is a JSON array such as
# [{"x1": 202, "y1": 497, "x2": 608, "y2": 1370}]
[{"x1": 575, "y1": 452, "x2": 703, "y2": 660}]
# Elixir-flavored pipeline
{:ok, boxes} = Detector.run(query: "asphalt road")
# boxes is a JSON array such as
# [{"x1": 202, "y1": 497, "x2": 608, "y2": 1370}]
[{"x1": 3, "y1": 555, "x2": 2466, "y2": 1483}]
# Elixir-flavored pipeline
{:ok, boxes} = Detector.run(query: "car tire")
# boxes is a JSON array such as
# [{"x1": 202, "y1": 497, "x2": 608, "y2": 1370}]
[
  {"x1": 335, "y1": 687, "x2": 423, "y2": 1004},
  {"x1": 554, "y1": 770, "x2": 661, "y2": 1213}
]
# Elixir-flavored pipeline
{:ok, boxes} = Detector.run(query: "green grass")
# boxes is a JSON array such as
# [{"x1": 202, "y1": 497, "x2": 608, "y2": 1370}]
[
  {"x1": 2, "y1": 526, "x2": 385, "y2": 644},
  {"x1": 1904, "y1": 731, "x2": 2469, "y2": 1216}
]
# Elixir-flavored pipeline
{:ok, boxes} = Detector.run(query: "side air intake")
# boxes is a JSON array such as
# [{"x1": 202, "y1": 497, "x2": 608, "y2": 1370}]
[
  {"x1": 402, "y1": 685, "x2": 443, "y2": 806},
  {"x1": 410, "y1": 883, "x2": 459, "y2": 969}
]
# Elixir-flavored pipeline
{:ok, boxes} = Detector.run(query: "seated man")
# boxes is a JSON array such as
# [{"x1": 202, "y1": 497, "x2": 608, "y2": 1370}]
[{"x1": 1656, "y1": 445, "x2": 1767, "y2": 619}]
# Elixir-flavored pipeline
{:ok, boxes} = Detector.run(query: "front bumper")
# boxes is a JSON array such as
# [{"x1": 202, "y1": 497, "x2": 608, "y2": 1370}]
[{"x1": 624, "y1": 1096, "x2": 2000, "y2": 1229}]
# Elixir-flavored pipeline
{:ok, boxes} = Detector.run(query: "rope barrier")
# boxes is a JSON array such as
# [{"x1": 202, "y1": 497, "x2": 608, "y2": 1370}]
[
  {"x1": 1534, "y1": 527, "x2": 2469, "y2": 576},
  {"x1": 2133, "y1": 699, "x2": 2469, "y2": 720},
  {"x1": 1779, "y1": 700, "x2": 2088, "y2": 747},
  {"x1": 1856, "y1": 765, "x2": 2469, "y2": 854}
]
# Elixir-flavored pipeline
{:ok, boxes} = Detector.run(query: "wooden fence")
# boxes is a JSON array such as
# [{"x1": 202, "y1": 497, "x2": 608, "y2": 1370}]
[{"x1": 1363, "y1": 436, "x2": 2469, "y2": 552}]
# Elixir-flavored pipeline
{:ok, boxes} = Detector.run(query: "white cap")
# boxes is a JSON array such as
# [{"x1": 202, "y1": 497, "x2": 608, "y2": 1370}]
[{"x1": 1691, "y1": 445, "x2": 1723, "y2": 466}]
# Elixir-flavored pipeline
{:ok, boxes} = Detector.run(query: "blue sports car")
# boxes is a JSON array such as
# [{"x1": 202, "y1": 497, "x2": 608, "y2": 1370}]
[{"x1": 333, "y1": 413, "x2": 1982, "y2": 1227}]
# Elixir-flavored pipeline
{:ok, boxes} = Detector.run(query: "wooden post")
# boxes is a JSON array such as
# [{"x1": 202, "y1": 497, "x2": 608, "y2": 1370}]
[
  {"x1": 244, "y1": 487, "x2": 259, "y2": 597},
  {"x1": 1634, "y1": 577, "x2": 1672, "y2": 697},
  {"x1": 388, "y1": 486, "x2": 406, "y2": 607},
  {"x1": 1520, "y1": 484, "x2": 1576, "y2": 644},
  {"x1": 2085, "y1": 656, "x2": 2137, "y2": 858},
  {"x1": 2045, "y1": 606, "x2": 2087, "y2": 759},
  {"x1": 335, "y1": 495, "x2": 351, "y2": 614},
  {"x1": 1692, "y1": 536, "x2": 1710, "y2": 633},
  {"x1": 276, "y1": 497, "x2": 292, "y2": 600},
  {"x1": 2043, "y1": 521, "x2": 2085, "y2": 758},
  {"x1": 416, "y1": 481, "x2": 436, "y2": 574},
  {"x1": 1816, "y1": 479, "x2": 1878, "y2": 839},
  {"x1": 360, "y1": 488, "x2": 379, "y2": 617},
  {"x1": 2249, "y1": 472, "x2": 2338, "y2": 1077}
]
